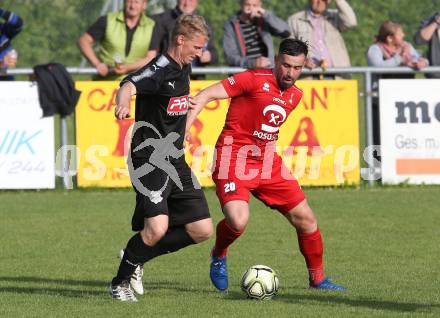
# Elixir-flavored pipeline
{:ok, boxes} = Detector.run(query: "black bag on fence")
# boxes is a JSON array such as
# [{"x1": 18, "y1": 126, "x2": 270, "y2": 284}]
[{"x1": 33, "y1": 63, "x2": 81, "y2": 117}]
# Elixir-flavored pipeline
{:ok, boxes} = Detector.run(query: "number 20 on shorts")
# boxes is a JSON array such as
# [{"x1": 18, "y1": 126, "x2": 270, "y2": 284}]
[{"x1": 224, "y1": 182, "x2": 236, "y2": 193}]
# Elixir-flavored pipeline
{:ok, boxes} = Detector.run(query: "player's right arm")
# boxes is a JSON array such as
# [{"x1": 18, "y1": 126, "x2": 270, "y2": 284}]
[
  {"x1": 188, "y1": 70, "x2": 254, "y2": 118},
  {"x1": 191, "y1": 82, "x2": 229, "y2": 110},
  {"x1": 186, "y1": 70, "x2": 255, "y2": 139},
  {"x1": 115, "y1": 81, "x2": 136, "y2": 120},
  {"x1": 186, "y1": 82, "x2": 229, "y2": 136}
]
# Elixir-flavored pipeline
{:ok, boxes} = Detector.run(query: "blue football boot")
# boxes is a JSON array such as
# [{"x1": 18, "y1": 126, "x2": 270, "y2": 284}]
[
  {"x1": 210, "y1": 255, "x2": 228, "y2": 291},
  {"x1": 310, "y1": 278, "x2": 347, "y2": 291}
]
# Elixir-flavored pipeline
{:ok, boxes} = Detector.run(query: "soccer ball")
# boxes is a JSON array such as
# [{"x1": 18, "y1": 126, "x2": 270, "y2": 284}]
[{"x1": 240, "y1": 265, "x2": 279, "y2": 300}]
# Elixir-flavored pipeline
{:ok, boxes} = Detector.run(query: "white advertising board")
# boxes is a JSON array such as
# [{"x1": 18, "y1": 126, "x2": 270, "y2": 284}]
[
  {"x1": 379, "y1": 79, "x2": 440, "y2": 184},
  {"x1": 0, "y1": 82, "x2": 55, "y2": 189}
]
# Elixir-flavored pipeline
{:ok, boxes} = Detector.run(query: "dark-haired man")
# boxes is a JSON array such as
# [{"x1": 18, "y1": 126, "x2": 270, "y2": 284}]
[
  {"x1": 187, "y1": 38, "x2": 346, "y2": 292},
  {"x1": 223, "y1": 0, "x2": 290, "y2": 69}
]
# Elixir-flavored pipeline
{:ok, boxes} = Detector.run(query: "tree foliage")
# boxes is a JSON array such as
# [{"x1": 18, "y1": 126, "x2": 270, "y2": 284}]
[{"x1": 4, "y1": 0, "x2": 440, "y2": 68}]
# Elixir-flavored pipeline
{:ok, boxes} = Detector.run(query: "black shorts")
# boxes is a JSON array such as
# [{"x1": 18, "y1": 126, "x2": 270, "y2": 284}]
[{"x1": 130, "y1": 158, "x2": 210, "y2": 231}]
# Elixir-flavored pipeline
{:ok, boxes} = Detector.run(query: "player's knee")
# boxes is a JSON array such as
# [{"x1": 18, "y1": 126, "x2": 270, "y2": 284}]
[
  {"x1": 298, "y1": 213, "x2": 317, "y2": 232},
  {"x1": 227, "y1": 218, "x2": 247, "y2": 232},
  {"x1": 140, "y1": 226, "x2": 167, "y2": 246},
  {"x1": 194, "y1": 224, "x2": 213, "y2": 243},
  {"x1": 287, "y1": 202, "x2": 317, "y2": 232},
  {"x1": 186, "y1": 218, "x2": 213, "y2": 243}
]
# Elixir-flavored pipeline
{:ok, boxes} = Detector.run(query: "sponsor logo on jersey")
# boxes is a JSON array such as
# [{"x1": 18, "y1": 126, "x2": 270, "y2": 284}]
[
  {"x1": 167, "y1": 95, "x2": 189, "y2": 116},
  {"x1": 168, "y1": 81, "x2": 175, "y2": 89},
  {"x1": 261, "y1": 104, "x2": 286, "y2": 132},
  {"x1": 263, "y1": 82, "x2": 270, "y2": 92},
  {"x1": 228, "y1": 77, "x2": 235, "y2": 85},
  {"x1": 252, "y1": 104, "x2": 287, "y2": 141},
  {"x1": 252, "y1": 130, "x2": 279, "y2": 141},
  {"x1": 273, "y1": 96, "x2": 286, "y2": 105}
]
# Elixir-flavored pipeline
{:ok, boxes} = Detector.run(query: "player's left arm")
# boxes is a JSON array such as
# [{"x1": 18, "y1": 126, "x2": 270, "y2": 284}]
[{"x1": 185, "y1": 82, "x2": 229, "y2": 138}]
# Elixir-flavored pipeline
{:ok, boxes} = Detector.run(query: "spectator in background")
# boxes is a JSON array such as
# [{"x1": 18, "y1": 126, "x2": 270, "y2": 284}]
[
  {"x1": 414, "y1": 12, "x2": 440, "y2": 78},
  {"x1": 147, "y1": 0, "x2": 218, "y2": 78},
  {"x1": 367, "y1": 21, "x2": 428, "y2": 69},
  {"x1": 0, "y1": 8, "x2": 23, "y2": 81},
  {"x1": 287, "y1": 0, "x2": 356, "y2": 75},
  {"x1": 367, "y1": 21, "x2": 428, "y2": 147},
  {"x1": 77, "y1": 0, "x2": 155, "y2": 80},
  {"x1": 223, "y1": 0, "x2": 290, "y2": 69}
]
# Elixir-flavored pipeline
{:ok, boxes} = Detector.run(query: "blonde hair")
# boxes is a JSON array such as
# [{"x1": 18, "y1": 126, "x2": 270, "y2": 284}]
[
  {"x1": 376, "y1": 21, "x2": 401, "y2": 43},
  {"x1": 171, "y1": 14, "x2": 209, "y2": 42}
]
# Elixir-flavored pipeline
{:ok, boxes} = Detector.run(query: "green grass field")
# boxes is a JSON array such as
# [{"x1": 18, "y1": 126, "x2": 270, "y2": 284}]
[{"x1": 1, "y1": 187, "x2": 439, "y2": 317}]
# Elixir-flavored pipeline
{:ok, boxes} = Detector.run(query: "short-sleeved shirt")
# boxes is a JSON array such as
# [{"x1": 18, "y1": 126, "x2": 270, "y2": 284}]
[
  {"x1": 218, "y1": 69, "x2": 303, "y2": 158},
  {"x1": 213, "y1": 70, "x2": 305, "y2": 211},
  {"x1": 122, "y1": 53, "x2": 191, "y2": 160}
]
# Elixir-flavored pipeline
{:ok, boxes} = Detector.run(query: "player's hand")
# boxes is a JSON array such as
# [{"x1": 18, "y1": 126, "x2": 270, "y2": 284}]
[
  {"x1": 184, "y1": 129, "x2": 191, "y2": 143},
  {"x1": 115, "y1": 104, "x2": 130, "y2": 120},
  {"x1": 96, "y1": 63, "x2": 109, "y2": 77},
  {"x1": 188, "y1": 95, "x2": 200, "y2": 110}
]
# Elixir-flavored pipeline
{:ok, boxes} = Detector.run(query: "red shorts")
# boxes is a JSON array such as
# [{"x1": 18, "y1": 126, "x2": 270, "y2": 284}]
[{"x1": 212, "y1": 151, "x2": 305, "y2": 214}]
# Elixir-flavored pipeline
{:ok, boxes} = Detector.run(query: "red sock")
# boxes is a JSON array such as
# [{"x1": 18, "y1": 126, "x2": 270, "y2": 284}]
[
  {"x1": 212, "y1": 219, "x2": 243, "y2": 258},
  {"x1": 297, "y1": 228, "x2": 324, "y2": 285}
]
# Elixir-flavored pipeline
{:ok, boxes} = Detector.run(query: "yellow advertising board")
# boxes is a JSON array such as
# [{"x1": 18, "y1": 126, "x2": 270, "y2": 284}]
[
  {"x1": 75, "y1": 81, "x2": 134, "y2": 187},
  {"x1": 279, "y1": 80, "x2": 360, "y2": 185},
  {"x1": 75, "y1": 80, "x2": 359, "y2": 188}
]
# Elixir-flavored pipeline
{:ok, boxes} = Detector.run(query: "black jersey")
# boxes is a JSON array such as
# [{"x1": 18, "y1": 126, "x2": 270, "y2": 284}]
[{"x1": 122, "y1": 54, "x2": 191, "y2": 160}]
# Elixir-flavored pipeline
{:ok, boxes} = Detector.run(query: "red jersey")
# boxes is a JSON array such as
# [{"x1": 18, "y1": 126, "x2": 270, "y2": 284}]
[{"x1": 218, "y1": 69, "x2": 302, "y2": 153}]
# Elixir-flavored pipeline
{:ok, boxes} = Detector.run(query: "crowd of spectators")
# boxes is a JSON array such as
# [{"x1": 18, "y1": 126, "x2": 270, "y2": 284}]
[
  {"x1": 73, "y1": 0, "x2": 439, "y2": 82},
  {"x1": 3, "y1": 1, "x2": 440, "y2": 80}
]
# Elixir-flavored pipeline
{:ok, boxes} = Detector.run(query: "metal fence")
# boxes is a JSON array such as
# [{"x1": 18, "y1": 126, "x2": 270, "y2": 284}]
[{"x1": 7, "y1": 65, "x2": 440, "y2": 188}]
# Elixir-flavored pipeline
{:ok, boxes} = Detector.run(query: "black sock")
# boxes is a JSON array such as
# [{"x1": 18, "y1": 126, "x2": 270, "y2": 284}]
[
  {"x1": 112, "y1": 233, "x2": 147, "y2": 286},
  {"x1": 150, "y1": 226, "x2": 196, "y2": 259},
  {"x1": 112, "y1": 227, "x2": 196, "y2": 285}
]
